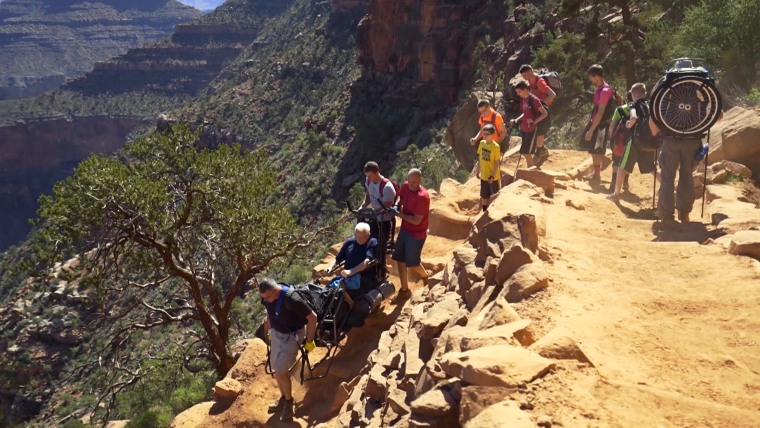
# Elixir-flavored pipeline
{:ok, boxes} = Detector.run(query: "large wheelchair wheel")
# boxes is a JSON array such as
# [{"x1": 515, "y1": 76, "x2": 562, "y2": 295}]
[{"x1": 651, "y1": 75, "x2": 722, "y2": 138}]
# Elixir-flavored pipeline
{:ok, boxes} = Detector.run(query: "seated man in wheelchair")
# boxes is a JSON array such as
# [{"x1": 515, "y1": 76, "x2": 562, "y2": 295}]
[{"x1": 327, "y1": 222, "x2": 381, "y2": 300}]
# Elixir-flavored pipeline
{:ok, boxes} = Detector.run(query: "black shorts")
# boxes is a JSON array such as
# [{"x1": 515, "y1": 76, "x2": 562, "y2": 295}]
[
  {"x1": 520, "y1": 131, "x2": 537, "y2": 154},
  {"x1": 580, "y1": 123, "x2": 608, "y2": 155},
  {"x1": 620, "y1": 142, "x2": 656, "y2": 174},
  {"x1": 536, "y1": 110, "x2": 552, "y2": 136},
  {"x1": 480, "y1": 179, "x2": 501, "y2": 199}
]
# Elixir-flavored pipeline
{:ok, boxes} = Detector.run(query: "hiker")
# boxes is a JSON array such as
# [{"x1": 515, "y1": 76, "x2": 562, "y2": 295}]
[
  {"x1": 609, "y1": 83, "x2": 659, "y2": 200},
  {"x1": 519, "y1": 64, "x2": 555, "y2": 165},
  {"x1": 363, "y1": 161, "x2": 397, "y2": 253},
  {"x1": 259, "y1": 277, "x2": 318, "y2": 421},
  {"x1": 582, "y1": 64, "x2": 613, "y2": 184},
  {"x1": 329, "y1": 222, "x2": 380, "y2": 294},
  {"x1": 469, "y1": 123, "x2": 501, "y2": 211},
  {"x1": 470, "y1": 99, "x2": 507, "y2": 146},
  {"x1": 511, "y1": 80, "x2": 549, "y2": 169},
  {"x1": 392, "y1": 168, "x2": 430, "y2": 296},
  {"x1": 607, "y1": 91, "x2": 633, "y2": 193},
  {"x1": 649, "y1": 119, "x2": 701, "y2": 224}
]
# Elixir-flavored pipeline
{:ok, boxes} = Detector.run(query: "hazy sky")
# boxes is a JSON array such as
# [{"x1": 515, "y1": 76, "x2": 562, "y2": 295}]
[{"x1": 177, "y1": 0, "x2": 225, "y2": 11}]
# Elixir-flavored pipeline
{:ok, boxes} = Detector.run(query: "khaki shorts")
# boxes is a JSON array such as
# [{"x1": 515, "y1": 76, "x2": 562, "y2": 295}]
[{"x1": 269, "y1": 328, "x2": 304, "y2": 374}]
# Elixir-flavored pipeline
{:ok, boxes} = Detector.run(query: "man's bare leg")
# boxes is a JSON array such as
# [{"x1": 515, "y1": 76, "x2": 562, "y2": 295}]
[
  {"x1": 396, "y1": 261, "x2": 409, "y2": 292},
  {"x1": 275, "y1": 372, "x2": 293, "y2": 401}
]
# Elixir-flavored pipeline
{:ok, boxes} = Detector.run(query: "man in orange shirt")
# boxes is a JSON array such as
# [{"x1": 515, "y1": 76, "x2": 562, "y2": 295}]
[
  {"x1": 470, "y1": 100, "x2": 507, "y2": 146},
  {"x1": 519, "y1": 65, "x2": 556, "y2": 166}
]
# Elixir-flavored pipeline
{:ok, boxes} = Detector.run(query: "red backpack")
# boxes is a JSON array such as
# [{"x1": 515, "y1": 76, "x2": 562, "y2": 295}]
[{"x1": 365, "y1": 176, "x2": 400, "y2": 205}]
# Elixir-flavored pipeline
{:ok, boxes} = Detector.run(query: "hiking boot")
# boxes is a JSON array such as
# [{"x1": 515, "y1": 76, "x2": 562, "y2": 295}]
[
  {"x1": 268, "y1": 396, "x2": 286, "y2": 414},
  {"x1": 280, "y1": 399, "x2": 294, "y2": 421},
  {"x1": 534, "y1": 147, "x2": 550, "y2": 167}
]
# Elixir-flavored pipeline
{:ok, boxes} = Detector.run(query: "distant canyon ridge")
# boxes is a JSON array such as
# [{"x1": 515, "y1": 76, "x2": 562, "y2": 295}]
[{"x1": 0, "y1": 0, "x2": 202, "y2": 99}]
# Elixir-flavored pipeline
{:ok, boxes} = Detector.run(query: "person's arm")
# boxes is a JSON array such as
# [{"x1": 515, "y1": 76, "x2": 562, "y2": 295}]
[
  {"x1": 538, "y1": 78, "x2": 556, "y2": 106},
  {"x1": 510, "y1": 113, "x2": 524, "y2": 126},
  {"x1": 361, "y1": 189, "x2": 370, "y2": 209},
  {"x1": 304, "y1": 311, "x2": 317, "y2": 343},
  {"x1": 649, "y1": 117, "x2": 661, "y2": 136},
  {"x1": 380, "y1": 182, "x2": 396, "y2": 209},
  {"x1": 534, "y1": 104, "x2": 548, "y2": 124},
  {"x1": 342, "y1": 259, "x2": 370, "y2": 277},
  {"x1": 398, "y1": 193, "x2": 430, "y2": 225},
  {"x1": 263, "y1": 316, "x2": 270, "y2": 332},
  {"x1": 625, "y1": 117, "x2": 637, "y2": 129},
  {"x1": 470, "y1": 127, "x2": 483, "y2": 146}
]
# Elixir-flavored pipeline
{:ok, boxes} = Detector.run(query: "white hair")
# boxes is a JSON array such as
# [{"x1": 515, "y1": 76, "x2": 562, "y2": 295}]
[
  {"x1": 355, "y1": 222, "x2": 370, "y2": 233},
  {"x1": 408, "y1": 168, "x2": 422, "y2": 178}
]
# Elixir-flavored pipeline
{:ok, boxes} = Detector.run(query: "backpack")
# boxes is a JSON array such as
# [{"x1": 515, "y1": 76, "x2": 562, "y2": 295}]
[
  {"x1": 632, "y1": 100, "x2": 659, "y2": 149},
  {"x1": 599, "y1": 84, "x2": 623, "y2": 125},
  {"x1": 525, "y1": 94, "x2": 549, "y2": 119},
  {"x1": 611, "y1": 103, "x2": 632, "y2": 156},
  {"x1": 536, "y1": 71, "x2": 562, "y2": 96},
  {"x1": 365, "y1": 176, "x2": 400, "y2": 205}
]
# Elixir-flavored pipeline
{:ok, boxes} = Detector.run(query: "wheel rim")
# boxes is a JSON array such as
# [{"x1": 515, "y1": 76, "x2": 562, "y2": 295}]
[{"x1": 652, "y1": 77, "x2": 721, "y2": 137}]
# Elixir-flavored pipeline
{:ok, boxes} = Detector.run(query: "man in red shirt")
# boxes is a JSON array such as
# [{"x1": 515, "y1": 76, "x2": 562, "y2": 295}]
[
  {"x1": 519, "y1": 64, "x2": 555, "y2": 166},
  {"x1": 391, "y1": 168, "x2": 430, "y2": 296}
]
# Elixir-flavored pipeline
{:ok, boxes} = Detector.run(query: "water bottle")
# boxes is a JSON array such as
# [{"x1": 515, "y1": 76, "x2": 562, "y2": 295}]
[{"x1": 695, "y1": 144, "x2": 708, "y2": 161}]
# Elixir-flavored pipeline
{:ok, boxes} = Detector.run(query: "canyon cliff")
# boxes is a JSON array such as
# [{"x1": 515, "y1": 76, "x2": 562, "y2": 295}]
[{"x1": 0, "y1": 0, "x2": 202, "y2": 100}]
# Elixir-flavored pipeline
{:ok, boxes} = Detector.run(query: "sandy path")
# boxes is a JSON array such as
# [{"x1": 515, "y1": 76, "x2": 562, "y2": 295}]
[{"x1": 510, "y1": 151, "x2": 760, "y2": 427}]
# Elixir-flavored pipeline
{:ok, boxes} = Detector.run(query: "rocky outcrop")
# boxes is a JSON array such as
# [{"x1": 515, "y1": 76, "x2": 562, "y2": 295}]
[
  {"x1": 707, "y1": 106, "x2": 760, "y2": 176},
  {"x1": 0, "y1": 0, "x2": 202, "y2": 99}
]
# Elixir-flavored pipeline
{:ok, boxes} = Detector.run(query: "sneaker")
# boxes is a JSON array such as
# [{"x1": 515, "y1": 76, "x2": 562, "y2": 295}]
[
  {"x1": 280, "y1": 399, "x2": 294, "y2": 421},
  {"x1": 606, "y1": 193, "x2": 620, "y2": 202},
  {"x1": 268, "y1": 396, "x2": 286, "y2": 414}
]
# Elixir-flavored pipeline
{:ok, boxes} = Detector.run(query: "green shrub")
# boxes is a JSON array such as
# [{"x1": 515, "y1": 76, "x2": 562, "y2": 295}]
[
  {"x1": 747, "y1": 88, "x2": 760, "y2": 106},
  {"x1": 125, "y1": 405, "x2": 172, "y2": 428}
]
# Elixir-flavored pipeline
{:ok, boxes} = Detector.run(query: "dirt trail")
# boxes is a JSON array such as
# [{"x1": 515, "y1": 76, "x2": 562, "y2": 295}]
[
  {"x1": 174, "y1": 150, "x2": 760, "y2": 427},
  {"x1": 505, "y1": 150, "x2": 760, "y2": 426}
]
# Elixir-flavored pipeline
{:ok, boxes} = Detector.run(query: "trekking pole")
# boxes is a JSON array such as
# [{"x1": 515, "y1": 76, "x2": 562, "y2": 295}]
[
  {"x1": 652, "y1": 146, "x2": 658, "y2": 212},
  {"x1": 701, "y1": 129, "x2": 711, "y2": 218}
]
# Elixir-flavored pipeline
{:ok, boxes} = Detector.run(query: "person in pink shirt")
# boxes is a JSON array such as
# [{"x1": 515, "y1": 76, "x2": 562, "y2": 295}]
[
  {"x1": 391, "y1": 168, "x2": 430, "y2": 296},
  {"x1": 582, "y1": 64, "x2": 613, "y2": 183}
]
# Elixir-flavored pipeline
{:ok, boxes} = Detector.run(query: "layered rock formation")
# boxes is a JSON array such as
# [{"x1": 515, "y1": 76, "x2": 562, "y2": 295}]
[
  {"x1": 0, "y1": 0, "x2": 291, "y2": 250},
  {"x1": 0, "y1": 0, "x2": 202, "y2": 99}
]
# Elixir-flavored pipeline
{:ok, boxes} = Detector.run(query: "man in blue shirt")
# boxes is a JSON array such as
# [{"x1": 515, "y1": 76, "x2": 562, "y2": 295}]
[{"x1": 330, "y1": 222, "x2": 379, "y2": 296}]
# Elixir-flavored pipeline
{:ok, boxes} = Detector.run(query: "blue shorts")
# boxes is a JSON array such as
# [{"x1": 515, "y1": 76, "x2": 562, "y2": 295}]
[{"x1": 392, "y1": 228, "x2": 426, "y2": 267}]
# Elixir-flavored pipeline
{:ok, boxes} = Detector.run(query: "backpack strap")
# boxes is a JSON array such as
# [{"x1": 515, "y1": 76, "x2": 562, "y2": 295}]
[{"x1": 378, "y1": 177, "x2": 388, "y2": 198}]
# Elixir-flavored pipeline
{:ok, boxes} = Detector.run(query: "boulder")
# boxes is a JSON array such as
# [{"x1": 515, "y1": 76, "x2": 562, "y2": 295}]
[
  {"x1": 411, "y1": 387, "x2": 458, "y2": 418},
  {"x1": 475, "y1": 297, "x2": 521, "y2": 330},
  {"x1": 429, "y1": 207, "x2": 474, "y2": 241},
  {"x1": 710, "y1": 160, "x2": 753, "y2": 180},
  {"x1": 464, "y1": 400, "x2": 534, "y2": 428},
  {"x1": 728, "y1": 230, "x2": 760, "y2": 260},
  {"x1": 459, "y1": 320, "x2": 530, "y2": 351},
  {"x1": 213, "y1": 378, "x2": 243, "y2": 401},
  {"x1": 529, "y1": 326, "x2": 593, "y2": 365},
  {"x1": 495, "y1": 244, "x2": 538, "y2": 285},
  {"x1": 417, "y1": 293, "x2": 461, "y2": 339},
  {"x1": 502, "y1": 262, "x2": 549, "y2": 302},
  {"x1": 515, "y1": 169, "x2": 555, "y2": 197},
  {"x1": 440, "y1": 345, "x2": 555, "y2": 388},
  {"x1": 453, "y1": 246, "x2": 478, "y2": 267},
  {"x1": 707, "y1": 106, "x2": 760, "y2": 174},
  {"x1": 445, "y1": 96, "x2": 481, "y2": 170},
  {"x1": 459, "y1": 386, "x2": 515, "y2": 426}
]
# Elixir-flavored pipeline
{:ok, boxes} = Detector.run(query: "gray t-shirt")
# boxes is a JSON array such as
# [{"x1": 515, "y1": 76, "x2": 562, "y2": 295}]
[{"x1": 367, "y1": 177, "x2": 396, "y2": 222}]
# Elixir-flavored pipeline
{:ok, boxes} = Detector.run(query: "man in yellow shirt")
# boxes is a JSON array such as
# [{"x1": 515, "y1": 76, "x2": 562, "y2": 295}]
[{"x1": 470, "y1": 124, "x2": 501, "y2": 211}]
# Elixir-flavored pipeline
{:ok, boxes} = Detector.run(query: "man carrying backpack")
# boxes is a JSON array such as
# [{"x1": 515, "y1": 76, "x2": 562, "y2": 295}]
[
  {"x1": 258, "y1": 277, "x2": 318, "y2": 421},
  {"x1": 470, "y1": 99, "x2": 507, "y2": 146},
  {"x1": 609, "y1": 83, "x2": 658, "y2": 200},
  {"x1": 510, "y1": 80, "x2": 549, "y2": 169},
  {"x1": 519, "y1": 65, "x2": 556, "y2": 166},
  {"x1": 363, "y1": 161, "x2": 398, "y2": 257},
  {"x1": 582, "y1": 64, "x2": 614, "y2": 184}
]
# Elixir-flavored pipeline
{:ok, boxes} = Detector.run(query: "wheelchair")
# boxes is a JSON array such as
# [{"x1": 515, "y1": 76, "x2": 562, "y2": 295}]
[
  {"x1": 261, "y1": 202, "x2": 397, "y2": 384},
  {"x1": 650, "y1": 58, "x2": 723, "y2": 138}
]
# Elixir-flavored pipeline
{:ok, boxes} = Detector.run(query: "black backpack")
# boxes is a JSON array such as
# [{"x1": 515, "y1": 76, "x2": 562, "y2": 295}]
[
  {"x1": 600, "y1": 85, "x2": 623, "y2": 125},
  {"x1": 632, "y1": 100, "x2": 659, "y2": 149},
  {"x1": 536, "y1": 71, "x2": 562, "y2": 97}
]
